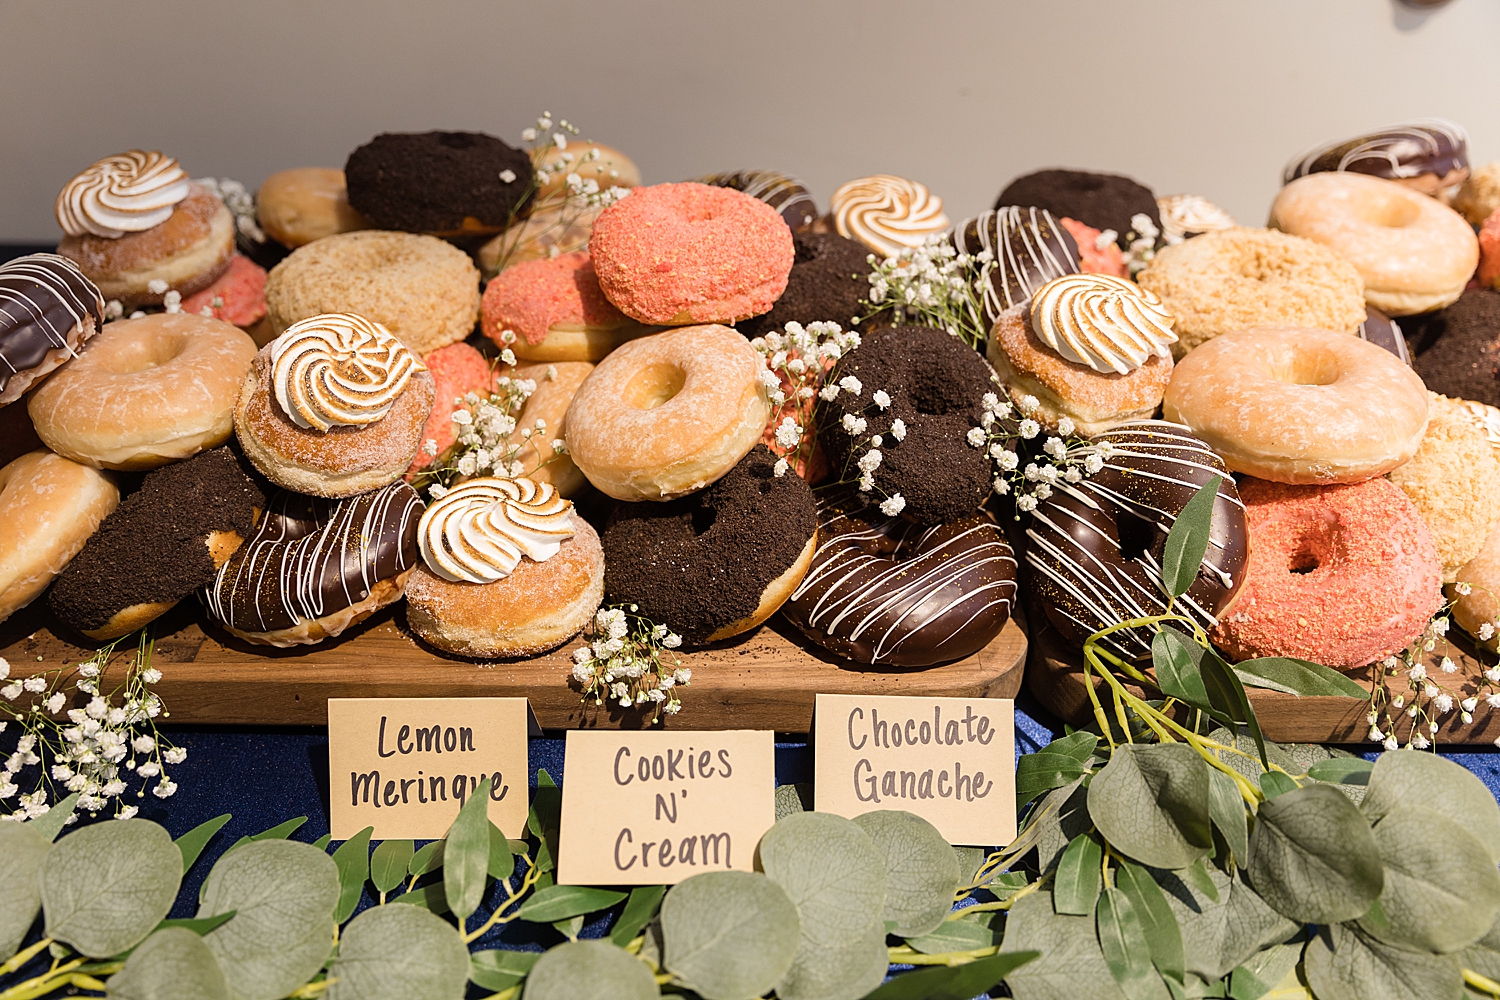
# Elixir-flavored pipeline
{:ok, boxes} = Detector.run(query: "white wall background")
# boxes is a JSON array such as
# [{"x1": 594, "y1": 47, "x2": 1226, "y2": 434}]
[{"x1": 3, "y1": 0, "x2": 1498, "y2": 243}]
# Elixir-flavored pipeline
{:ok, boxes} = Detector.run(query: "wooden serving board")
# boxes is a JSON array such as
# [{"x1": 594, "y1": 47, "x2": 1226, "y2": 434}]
[{"x1": 0, "y1": 602, "x2": 1027, "y2": 732}]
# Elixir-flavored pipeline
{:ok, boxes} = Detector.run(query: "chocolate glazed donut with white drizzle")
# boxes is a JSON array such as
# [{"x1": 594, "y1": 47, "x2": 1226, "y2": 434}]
[
  {"x1": 1023, "y1": 420, "x2": 1249, "y2": 661},
  {"x1": 0, "y1": 254, "x2": 104, "y2": 407},
  {"x1": 951, "y1": 206, "x2": 1081, "y2": 325}
]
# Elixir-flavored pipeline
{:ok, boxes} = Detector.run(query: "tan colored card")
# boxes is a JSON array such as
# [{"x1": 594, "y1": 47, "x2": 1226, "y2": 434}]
[
  {"x1": 814, "y1": 694, "x2": 1016, "y2": 847},
  {"x1": 557, "y1": 730, "x2": 776, "y2": 886},
  {"x1": 328, "y1": 697, "x2": 529, "y2": 840}
]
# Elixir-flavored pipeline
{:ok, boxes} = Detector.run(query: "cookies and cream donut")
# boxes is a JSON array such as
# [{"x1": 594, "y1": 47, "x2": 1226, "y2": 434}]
[
  {"x1": 0, "y1": 253, "x2": 104, "y2": 407},
  {"x1": 830, "y1": 175, "x2": 949, "y2": 258},
  {"x1": 1282, "y1": 119, "x2": 1469, "y2": 198},
  {"x1": 952, "y1": 206, "x2": 1081, "y2": 324},
  {"x1": 0, "y1": 451, "x2": 118, "y2": 625},
  {"x1": 994, "y1": 169, "x2": 1159, "y2": 251},
  {"x1": 737, "y1": 232, "x2": 876, "y2": 339},
  {"x1": 406, "y1": 476, "x2": 603, "y2": 657},
  {"x1": 1155, "y1": 195, "x2": 1235, "y2": 244},
  {"x1": 696, "y1": 170, "x2": 819, "y2": 231},
  {"x1": 344, "y1": 131, "x2": 534, "y2": 237},
  {"x1": 235, "y1": 313, "x2": 434, "y2": 497},
  {"x1": 202, "y1": 480, "x2": 424, "y2": 646},
  {"x1": 1411, "y1": 289, "x2": 1500, "y2": 408},
  {"x1": 481, "y1": 251, "x2": 646, "y2": 362}
]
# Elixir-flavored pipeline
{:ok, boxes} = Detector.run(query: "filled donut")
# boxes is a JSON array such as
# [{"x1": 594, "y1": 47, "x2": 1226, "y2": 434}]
[
  {"x1": 0, "y1": 253, "x2": 105, "y2": 407},
  {"x1": 0, "y1": 451, "x2": 118, "y2": 624}
]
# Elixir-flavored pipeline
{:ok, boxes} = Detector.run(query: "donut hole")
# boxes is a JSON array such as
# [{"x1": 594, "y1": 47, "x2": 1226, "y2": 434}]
[
  {"x1": 1289, "y1": 546, "x2": 1320, "y2": 575},
  {"x1": 1284, "y1": 514, "x2": 1342, "y2": 577},
  {"x1": 624, "y1": 363, "x2": 686, "y2": 410},
  {"x1": 112, "y1": 332, "x2": 189, "y2": 374},
  {"x1": 1115, "y1": 508, "x2": 1158, "y2": 563},
  {"x1": 1271, "y1": 347, "x2": 1342, "y2": 387},
  {"x1": 1361, "y1": 195, "x2": 1421, "y2": 230}
]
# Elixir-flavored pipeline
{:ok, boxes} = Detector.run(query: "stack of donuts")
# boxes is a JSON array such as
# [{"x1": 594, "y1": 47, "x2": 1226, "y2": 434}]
[{"x1": 3, "y1": 114, "x2": 1499, "y2": 692}]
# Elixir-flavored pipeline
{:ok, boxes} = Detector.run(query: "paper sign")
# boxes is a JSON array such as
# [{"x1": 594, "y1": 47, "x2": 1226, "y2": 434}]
[
  {"x1": 557, "y1": 730, "x2": 776, "y2": 885},
  {"x1": 814, "y1": 694, "x2": 1016, "y2": 847},
  {"x1": 328, "y1": 697, "x2": 529, "y2": 840}
]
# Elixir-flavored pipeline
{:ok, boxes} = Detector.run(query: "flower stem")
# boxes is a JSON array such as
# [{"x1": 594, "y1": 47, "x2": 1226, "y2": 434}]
[{"x1": 887, "y1": 945, "x2": 999, "y2": 967}]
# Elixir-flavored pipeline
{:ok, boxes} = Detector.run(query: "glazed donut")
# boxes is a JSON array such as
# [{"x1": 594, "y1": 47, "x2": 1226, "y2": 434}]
[
  {"x1": 1156, "y1": 194, "x2": 1235, "y2": 244},
  {"x1": 344, "y1": 131, "x2": 534, "y2": 237},
  {"x1": 1135, "y1": 228, "x2": 1366, "y2": 356},
  {"x1": 696, "y1": 170, "x2": 819, "y2": 232},
  {"x1": 29, "y1": 313, "x2": 256, "y2": 470},
  {"x1": 737, "y1": 232, "x2": 876, "y2": 339},
  {"x1": 256, "y1": 168, "x2": 367, "y2": 248},
  {"x1": 782, "y1": 491, "x2": 1017, "y2": 667},
  {"x1": 0, "y1": 253, "x2": 104, "y2": 407},
  {"x1": 478, "y1": 205, "x2": 600, "y2": 277},
  {"x1": 481, "y1": 252, "x2": 646, "y2": 362},
  {"x1": 1282, "y1": 119, "x2": 1469, "y2": 198},
  {"x1": 602, "y1": 446, "x2": 816, "y2": 646},
  {"x1": 0, "y1": 451, "x2": 118, "y2": 624},
  {"x1": 1163, "y1": 327, "x2": 1429, "y2": 484},
  {"x1": 1452, "y1": 526, "x2": 1500, "y2": 653},
  {"x1": 563, "y1": 325, "x2": 771, "y2": 501},
  {"x1": 536, "y1": 141, "x2": 640, "y2": 202},
  {"x1": 202, "y1": 480, "x2": 424, "y2": 646},
  {"x1": 1270, "y1": 173, "x2": 1478, "y2": 316},
  {"x1": 57, "y1": 155, "x2": 235, "y2": 308},
  {"x1": 407, "y1": 342, "x2": 497, "y2": 478},
  {"x1": 1213, "y1": 477, "x2": 1442, "y2": 669},
  {"x1": 994, "y1": 169, "x2": 1159, "y2": 251},
  {"x1": 1411, "y1": 290, "x2": 1500, "y2": 409},
  {"x1": 512, "y1": 362, "x2": 594, "y2": 496},
  {"x1": 234, "y1": 314, "x2": 435, "y2": 498},
  {"x1": 830, "y1": 175, "x2": 949, "y2": 258},
  {"x1": 819, "y1": 325, "x2": 994, "y2": 526},
  {"x1": 590, "y1": 182, "x2": 794, "y2": 325},
  {"x1": 405, "y1": 477, "x2": 603, "y2": 657},
  {"x1": 1024, "y1": 421, "x2": 1250, "y2": 660},
  {"x1": 951, "y1": 207, "x2": 1081, "y2": 325},
  {"x1": 987, "y1": 274, "x2": 1176, "y2": 437},
  {"x1": 48, "y1": 447, "x2": 264, "y2": 640},
  {"x1": 264, "y1": 231, "x2": 481, "y2": 355}
]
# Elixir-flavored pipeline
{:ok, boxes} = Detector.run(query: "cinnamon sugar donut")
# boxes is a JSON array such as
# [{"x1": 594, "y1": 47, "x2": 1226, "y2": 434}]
[
  {"x1": 29, "y1": 313, "x2": 256, "y2": 470},
  {"x1": 481, "y1": 251, "x2": 645, "y2": 362},
  {"x1": 0, "y1": 451, "x2": 118, "y2": 624},
  {"x1": 563, "y1": 325, "x2": 771, "y2": 501},
  {"x1": 1213, "y1": 477, "x2": 1442, "y2": 669},
  {"x1": 589, "y1": 183, "x2": 794, "y2": 325}
]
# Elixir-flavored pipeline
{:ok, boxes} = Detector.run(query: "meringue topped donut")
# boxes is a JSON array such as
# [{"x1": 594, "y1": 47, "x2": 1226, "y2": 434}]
[
  {"x1": 830, "y1": 175, "x2": 949, "y2": 258},
  {"x1": 1155, "y1": 195, "x2": 1235, "y2": 244},
  {"x1": 0, "y1": 254, "x2": 105, "y2": 407},
  {"x1": 55, "y1": 150, "x2": 191, "y2": 239}
]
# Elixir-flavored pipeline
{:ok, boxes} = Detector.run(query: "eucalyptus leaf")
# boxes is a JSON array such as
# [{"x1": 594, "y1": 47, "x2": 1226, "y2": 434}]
[
  {"x1": 1033, "y1": 777, "x2": 1092, "y2": 873},
  {"x1": 1002, "y1": 889, "x2": 1127, "y2": 1000},
  {"x1": 409, "y1": 841, "x2": 444, "y2": 878},
  {"x1": 1183, "y1": 860, "x2": 1220, "y2": 904},
  {"x1": 106, "y1": 927, "x2": 229, "y2": 1000},
  {"x1": 443, "y1": 774, "x2": 492, "y2": 923},
  {"x1": 776, "y1": 783, "x2": 813, "y2": 819},
  {"x1": 1362, "y1": 809, "x2": 1500, "y2": 953},
  {"x1": 1153, "y1": 629, "x2": 1215, "y2": 715},
  {"x1": 26, "y1": 792, "x2": 78, "y2": 841},
  {"x1": 1257, "y1": 772, "x2": 1297, "y2": 799},
  {"x1": 904, "y1": 911, "x2": 1000, "y2": 954},
  {"x1": 313, "y1": 834, "x2": 332, "y2": 851},
  {"x1": 1088, "y1": 743, "x2": 1213, "y2": 870},
  {"x1": 331, "y1": 826, "x2": 372, "y2": 925},
  {"x1": 660, "y1": 871, "x2": 800, "y2": 1000},
  {"x1": 1054, "y1": 832, "x2": 1103, "y2": 916},
  {"x1": 552, "y1": 914, "x2": 584, "y2": 939},
  {"x1": 528, "y1": 769, "x2": 561, "y2": 875},
  {"x1": 1197, "y1": 647, "x2": 1267, "y2": 770},
  {"x1": 1162, "y1": 476, "x2": 1220, "y2": 599},
  {"x1": 1231, "y1": 657, "x2": 1366, "y2": 698},
  {"x1": 1208, "y1": 731, "x2": 1302, "y2": 781},
  {"x1": 953, "y1": 846, "x2": 986, "y2": 885},
  {"x1": 42, "y1": 818, "x2": 181, "y2": 957},
  {"x1": 1017, "y1": 732, "x2": 1099, "y2": 807},
  {"x1": 156, "y1": 911, "x2": 236, "y2": 935},
  {"x1": 777, "y1": 920, "x2": 888, "y2": 1000},
  {"x1": 489, "y1": 821, "x2": 514, "y2": 881},
  {"x1": 175, "y1": 815, "x2": 232, "y2": 874},
  {"x1": 1207, "y1": 768, "x2": 1248, "y2": 865},
  {"x1": 251, "y1": 816, "x2": 307, "y2": 841},
  {"x1": 1305, "y1": 758, "x2": 1373, "y2": 786},
  {"x1": 521, "y1": 939, "x2": 660, "y2": 1000},
  {"x1": 1460, "y1": 910, "x2": 1500, "y2": 982},
  {"x1": 388, "y1": 880, "x2": 451, "y2": 914},
  {"x1": 1156, "y1": 866, "x2": 1296, "y2": 982},
  {"x1": 1247, "y1": 783, "x2": 1382, "y2": 924},
  {"x1": 327, "y1": 903, "x2": 468, "y2": 1000},
  {"x1": 1117, "y1": 860, "x2": 1185, "y2": 983},
  {"x1": 1302, "y1": 922, "x2": 1462, "y2": 1000},
  {"x1": 517, "y1": 884, "x2": 627, "y2": 923},
  {"x1": 197, "y1": 839, "x2": 340, "y2": 1000},
  {"x1": 468, "y1": 948, "x2": 539, "y2": 991},
  {"x1": 1361, "y1": 751, "x2": 1500, "y2": 865},
  {"x1": 1098, "y1": 887, "x2": 1171, "y2": 1000},
  {"x1": 862, "y1": 949, "x2": 1040, "y2": 1000},
  {"x1": 370, "y1": 840, "x2": 414, "y2": 894},
  {"x1": 853, "y1": 811, "x2": 961, "y2": 937},
  {"x1": 611, "y1": 885, "x2": 666, "y2": 947},
  {"x1": 1226, "y1": 937, "x2": 1303, "y2": 1000},
  {"x1": 0, "y1": 823, "x2": 52, "y2": 959}
]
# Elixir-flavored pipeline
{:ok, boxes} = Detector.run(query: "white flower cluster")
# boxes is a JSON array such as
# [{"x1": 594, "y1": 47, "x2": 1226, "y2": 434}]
[
  {"x1": 750, "y1": 321, "x2": 862, "y2": 479},
  {"x1": 1366, "y1": 603, "x2": 1500, "y2": 750},
  {"x1": 863, "y1": 235, "x2": 994, "y2": 349},
  {"x1": 1120, "y1": 213, "x2": 1160, "y2": 276},
  {"x1": 0, "y1": 640, "x2": 185, "y2": 822},
  {"x1": 196, "y1": 176, "x2": 266, "y2": 244},
  {"x1": 570, "y1": 606, "x2": 688, "y2": 722},
  {"x1": 417, "y1": 373, "x2": 567, "y2": 497}
]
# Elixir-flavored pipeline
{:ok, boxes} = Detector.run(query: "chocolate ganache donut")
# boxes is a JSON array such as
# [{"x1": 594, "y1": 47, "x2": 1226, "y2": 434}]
[
  {"x1": 344, "y1": 132, "x2": 534, "y2": 237},
  {"x1": 952, "y1": 206, "x2": 1081, "y2": 326},
  {"x1": 782, "y1": 491, "x2": 1017, "y2": 667},
  {"x1": 695, "y1": 170, "x2": 819, "y2": 232},
  {"x1": 994, "y1": 170, "x2": 1160, "y2": 252},
  {"x1": 737, "y1": 232, "x2": 875, "y2": 339},
  {"x1": 601, "y1": 445, "x2": 817, "y2": 647},
  {"x1": 1025, "y1": 420, "x2": 1249, "y2": 660},
  {"x1": 1358, "y1": 306, "x2": 1411, "y2": 366},
  {"x1": 202, "y1": 480, "x2": 423, "y2": 646},
  {"x1": 817, "y1": 325, "x2": 994, "y2": 526},
  {"x1": 0, "y1": 254, "x2": 104, "y2": 407},
  {"x1": 1282, "y1": 119, "x2": 1469, "y2": 197}
]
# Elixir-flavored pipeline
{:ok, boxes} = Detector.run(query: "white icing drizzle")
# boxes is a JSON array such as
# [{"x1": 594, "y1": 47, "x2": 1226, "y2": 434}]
[
  {"x1": 1282, "y1": 119, "x2": 1469, "y2": 184},
  {"x1": 696, "y1": 170, "x2": 818, "y2": 226},
  {"x1": 830, "y1": 175, "x2": 949, "y2": 258},
  {"x1": 55, "y1": 151, "x2": 191, "y2": 238},
  {"x1": 1029, "y1": 273, "x2": 1177, "y2": 374},
  {"x1": 953, "y1": 206, "x2": 1080, "y2": 320},
  {"x1": 1156, "y1": 195, "x2": 1235, "y2": 243},
  {"x1": 0, "y1": 254, "x2": 104, "y2": 380},
  {"x1": 418, "y1": 477, "x2": 575, "y2": 584},
  {"x1": 270, "y1": 313, "x2": 424, "y2": 432}
]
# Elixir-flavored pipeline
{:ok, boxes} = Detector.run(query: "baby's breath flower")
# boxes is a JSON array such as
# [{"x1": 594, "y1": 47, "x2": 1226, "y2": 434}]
[
  {"x1": 890, "y1": 419, "x2": 907, "y2": 442},
  {"x1": 872, "y1": 389, "x2": 891, "y2": 410},
  {"x1": 879, "y1": 494, "x2": 906, "y2": 517},
  {"x1": 1455, "y1": 581, "x2": 1473, "y2": 596},
  {"x1": 1018, "y1": 419, "x2": 1041, "y2": 440},
  {"x1": 839, "y1": 375, "x2": 863, "y2": 396},
  {"x1": 773, "y1": 458, "x2": 790, "y2": 478},
  {"x1": 966, "y1": 427, "x2": 986, "y2": 448}
]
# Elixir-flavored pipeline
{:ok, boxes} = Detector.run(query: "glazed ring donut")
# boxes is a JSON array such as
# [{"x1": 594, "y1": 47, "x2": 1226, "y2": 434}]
[
  {"x1": 781, "y1": 490, "x2": 1017, "y2": 667},
  {"x1": 1452, "y1": 526, "x2": 1500, "y2": 653},
  {"x1": 563, "y1": 325, "x2": 771, "y2": 501},
  {"x1": 28, "y1": 313, "x2": 257, "y2": 470},
  {"x1": 602, "y1": 446, "x2": 817, "y2": 646},
  {"x1": 481, "y1": 252, "x2": 646, "y2": 362},
  {"x1": 48, "y1": 448, "x2": 264, "y2": 640},
  {"x1": 512, "y1": 362, "x2": 594, "y2": 496},
  {"x1": 589, "y1": 182, "x2": 794, "y2": 325},
  {"x1": 1163, "y1": 327, "x2": 1429, "y2": 484},
  {"x1": 1270, "y1": 173, "x2": 1478, "y2": 316},
  {"x1": 202, "y1": 480, "x2": 424, "y2": 646},
  {"x1": 0, "y1": 451, "x2": 118, "y2": 624},
  {"x1": 256, "y1": 168, "x2": 367, "y2": 249},
  {"x1": 1213, "y1": 477, "x2": 1442, "y2": 669}
]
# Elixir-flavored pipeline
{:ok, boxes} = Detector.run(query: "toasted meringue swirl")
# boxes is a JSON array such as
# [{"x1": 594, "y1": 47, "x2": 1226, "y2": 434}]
[
  {"x1": 55, "y1": 151, "x2": 191, "y2": 238},
  {"x1": 1156, "y1": 194, "x2": 1236, "y2": 243},
  {"x1": 418, "y1": 477, "x2": 575, "y2": 583},
  {"x1": 830, "y1": 175, "x2": 949, "y2": 258},
  {"x1": 270, "y1": 313, "x2": 423, "y2": 432},
  {"x1": 1030, "y1": 273, "x2": 1177, "y2": 375}
]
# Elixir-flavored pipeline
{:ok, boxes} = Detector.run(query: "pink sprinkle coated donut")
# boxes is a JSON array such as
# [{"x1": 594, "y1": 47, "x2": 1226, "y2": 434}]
[
  {"x1": 1213, "y1": 476, "x2": 1443, "y2": 669},
  {"x1": 589, "y1": 182, "x2": 794, "y2": 325}
]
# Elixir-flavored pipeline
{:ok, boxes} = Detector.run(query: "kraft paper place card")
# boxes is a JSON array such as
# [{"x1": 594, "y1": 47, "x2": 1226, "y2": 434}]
[
  {"x1": 814, "y1": 693, "x2": 1016, "y2": 847},
  {"x1": 328, "y1": 697, "x2": 530, "y2": 840},
  {"x1": 557, "y1": 730, "x2": 776, "y2": 886}
]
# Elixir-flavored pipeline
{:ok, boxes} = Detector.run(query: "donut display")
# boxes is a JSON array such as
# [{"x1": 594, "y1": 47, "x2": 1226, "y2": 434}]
[
  {"x1": 696, "y1": 170, "x2": 819, "y2": 232},
  {"x1": 0, "y1": 253, "x2": 105, "y2": 407},
  {"x1": 952, "y1": 206, "x2": 1081, "y2": 324},
  {"x1": 1282, "y1": 119, "x2": 1469, "y2": 197}
]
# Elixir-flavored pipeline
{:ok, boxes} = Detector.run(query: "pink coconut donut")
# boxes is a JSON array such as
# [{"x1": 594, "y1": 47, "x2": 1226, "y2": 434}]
[
  {"x1": 1213, "y1": 476, "x2": 1442, "y2": 669},
  {"x1": 406, "y1": 342, "x2": 495, "y2": 477},
  {"x1": 589, "y1": 182, "x2": 794, "y2": 325}
]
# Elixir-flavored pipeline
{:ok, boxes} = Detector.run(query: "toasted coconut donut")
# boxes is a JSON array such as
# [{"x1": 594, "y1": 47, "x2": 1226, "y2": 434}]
[{"x1": 0, "y1": 451, "x2": 118, "y2": 624}]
